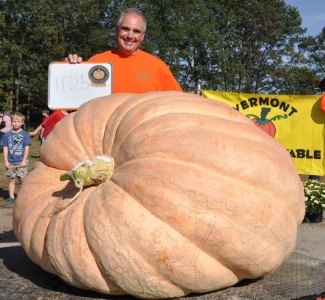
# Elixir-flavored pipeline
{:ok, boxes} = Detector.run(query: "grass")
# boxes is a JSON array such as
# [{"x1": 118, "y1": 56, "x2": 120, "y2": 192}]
[{"x1": 0, "y1": 137, "x2": 41, "y2": 202}]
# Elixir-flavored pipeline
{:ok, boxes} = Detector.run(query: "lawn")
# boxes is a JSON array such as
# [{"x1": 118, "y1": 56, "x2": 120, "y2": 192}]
[{"x1": 0, "y1": 137, "x2": 40, "y2": 202}]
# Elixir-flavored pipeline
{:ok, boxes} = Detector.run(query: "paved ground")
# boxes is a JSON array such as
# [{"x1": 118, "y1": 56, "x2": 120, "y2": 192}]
[{"x1": 0, "y1": 198, "x2": 324, "y2": 300}]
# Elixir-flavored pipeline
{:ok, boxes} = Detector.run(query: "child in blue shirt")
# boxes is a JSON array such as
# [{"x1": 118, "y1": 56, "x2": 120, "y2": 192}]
[{"x1": 2, "y1": 112, "x2": 31, "y2": 205}]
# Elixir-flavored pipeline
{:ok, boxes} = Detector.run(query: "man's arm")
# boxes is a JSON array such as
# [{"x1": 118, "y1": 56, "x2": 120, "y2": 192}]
[{"x1": 160, "y1": 62, "x2": 182, "y2": 92}]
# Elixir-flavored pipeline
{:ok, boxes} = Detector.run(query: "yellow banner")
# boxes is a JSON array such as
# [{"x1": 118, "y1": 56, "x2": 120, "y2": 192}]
[{"x1": 202, "y1": 90, "x2": 325, "y2": 176}]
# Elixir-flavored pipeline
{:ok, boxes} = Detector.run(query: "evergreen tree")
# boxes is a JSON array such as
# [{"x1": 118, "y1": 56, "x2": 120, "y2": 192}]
[{"x1": 0, "y1": 0, "x2": 321, "y2": 122}]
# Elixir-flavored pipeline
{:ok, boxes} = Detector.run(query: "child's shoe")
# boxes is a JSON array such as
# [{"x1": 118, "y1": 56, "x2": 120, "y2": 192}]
[{"x1": 5, "y1": 197, "x2": 15, "y2": 206}]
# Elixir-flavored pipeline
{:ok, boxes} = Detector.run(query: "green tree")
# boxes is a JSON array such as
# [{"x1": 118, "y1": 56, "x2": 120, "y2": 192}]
[
  {"x1": 299, "y1": 27, "x2": 325, "y2": 80},
  {"x1": 141, "y1": 1, "x2": 223, "y2": 91},
  {"x1": 0, "y1": 10, "x2": 13, "y2": 110},
  {"x1": 0, "y1": 0, "x2": 321, "y2": 123},
  {"x1": 136, "y1": 0, "x2": 310, "y2": 93},
  {"x1": 0, "y1": 0, "x2": 110, "y2": 122},
  {"x1": 207, "y1": 0, "x2": 306, "y2": 93}
]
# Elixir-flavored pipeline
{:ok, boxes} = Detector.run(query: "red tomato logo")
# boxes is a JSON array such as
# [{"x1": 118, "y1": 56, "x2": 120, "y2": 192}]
[{"x1": 247, "y1": 108, "x2": 288, "y2": 138}]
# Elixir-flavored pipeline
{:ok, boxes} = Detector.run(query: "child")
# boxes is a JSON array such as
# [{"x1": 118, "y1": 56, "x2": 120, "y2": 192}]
[
  {"x1": 29, "y1": 110, "x2": 70, "y2": 143},
  {"x1": 2, "y1": 112, "x2": 31, "y2": 205},
  {"x1": 40, "y1": 110, "x2": 69, "y2": 140},
  {"x1": 29, "y1": 108, "x2": 50, "y2": 143}
]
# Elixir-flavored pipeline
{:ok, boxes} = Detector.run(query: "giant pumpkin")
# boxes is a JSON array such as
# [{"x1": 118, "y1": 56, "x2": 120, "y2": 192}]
[{"x1": 13, "y1": 92, "x2": 305, "y2": 299}]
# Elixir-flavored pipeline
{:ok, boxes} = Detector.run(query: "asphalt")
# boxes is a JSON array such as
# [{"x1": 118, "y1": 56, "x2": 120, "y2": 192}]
[{"x1": 0, "y1": 201, "x2": 324, "y2": 300}]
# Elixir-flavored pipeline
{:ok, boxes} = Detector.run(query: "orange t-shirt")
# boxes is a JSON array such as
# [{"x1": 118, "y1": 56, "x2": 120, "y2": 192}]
[
  {"x1": 88, "y1": 50, "x2": 182, "y2": 93},
  {"x1": 320, "y1": 93, "x2": 325, "y2": 112}
]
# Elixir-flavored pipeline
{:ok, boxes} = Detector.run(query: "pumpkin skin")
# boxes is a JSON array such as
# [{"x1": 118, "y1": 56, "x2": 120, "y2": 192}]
[{"x1": 13, "y1": 92, "x2": 305, "y2": 299}]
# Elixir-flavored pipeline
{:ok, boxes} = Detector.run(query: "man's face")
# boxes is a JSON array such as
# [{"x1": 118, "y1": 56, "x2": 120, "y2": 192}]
[{"x1": 116, "y1": 13, "x2": 145, "y2": 56}]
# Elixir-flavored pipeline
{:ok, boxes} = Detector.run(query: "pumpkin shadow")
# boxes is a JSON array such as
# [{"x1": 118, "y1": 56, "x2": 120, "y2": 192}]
[
  {"x1": 0, "y1": 187, "x2": 9, "y2": 202},
  {"x1": 184, "y1": 277, "x2": 262, "y2": 299},
  {"x1": 52, "y1": 180, "x2": 79, "y2": 199},
  {"x1": 293, "y1": 292, "x2": 325, "y2": 300},
  {"x1": 0, "y1": 244, "x2": 135, "y2": 299},
  {"x1": 0, "y1": 229, "x2": 17, "y2": 243}
]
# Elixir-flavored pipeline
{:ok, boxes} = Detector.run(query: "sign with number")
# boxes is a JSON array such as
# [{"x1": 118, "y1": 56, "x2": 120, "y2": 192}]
[{"x1": 48, "y1": 62, "x2": 113, "y2": 109}]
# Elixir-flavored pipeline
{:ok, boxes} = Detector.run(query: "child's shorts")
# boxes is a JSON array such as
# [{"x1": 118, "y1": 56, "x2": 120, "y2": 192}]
[{"x1": 5, "y1": 162, "x2": 28, "y2": 179}]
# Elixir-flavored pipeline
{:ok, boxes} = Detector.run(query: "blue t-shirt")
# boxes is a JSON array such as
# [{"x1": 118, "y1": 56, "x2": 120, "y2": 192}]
[{"x1": 2, "y1": 129, "x2": 32, "y2": 164}]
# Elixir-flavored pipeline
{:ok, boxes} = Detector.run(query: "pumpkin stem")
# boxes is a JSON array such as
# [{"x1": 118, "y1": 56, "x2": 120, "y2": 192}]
[
  {"x1": 60, "y1": 156, "x2": 114, "y2": 189},
  {"x1": 57, "y1": 156, "x2": 114, "y2": 213},
  {"x1": 60, "y1": 173, "x2": 71, "y2": 181}
]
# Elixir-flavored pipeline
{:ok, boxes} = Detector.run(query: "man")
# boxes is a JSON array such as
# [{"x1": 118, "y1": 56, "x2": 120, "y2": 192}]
[
  {"x1": 66, "y1": 8, "x2": 182, "y2": 93},
  {"x1": 309, "y1": 77, "x2": 325, "y2": 181},
  {"x1": 319, "y1": 77, "x2": 325, "y2": 112}
]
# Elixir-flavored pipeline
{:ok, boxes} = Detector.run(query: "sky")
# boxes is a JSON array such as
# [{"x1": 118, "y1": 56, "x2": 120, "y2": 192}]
[{"x1": 285, "y1": 0, "x2": 325, "y2": 36}]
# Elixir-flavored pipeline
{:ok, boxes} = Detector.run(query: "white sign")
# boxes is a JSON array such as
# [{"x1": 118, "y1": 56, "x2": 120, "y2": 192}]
[{"x1": 48, "y1": 62, "x2": 113, "y2": 109}]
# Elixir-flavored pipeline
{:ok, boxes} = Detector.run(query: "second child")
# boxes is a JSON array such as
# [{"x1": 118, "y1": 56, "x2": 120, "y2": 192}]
[{"x1": 29, "y1": 109, "x2": 50, "y2": 143}]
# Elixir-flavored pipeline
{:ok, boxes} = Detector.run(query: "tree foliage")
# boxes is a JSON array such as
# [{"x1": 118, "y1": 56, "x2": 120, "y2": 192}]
[
  {"x1": 0, "y1": 0, "x2": 323, "y2": 124},
  {"x1": 299, "y1": 27, "x2": 325, "y2": 80}
]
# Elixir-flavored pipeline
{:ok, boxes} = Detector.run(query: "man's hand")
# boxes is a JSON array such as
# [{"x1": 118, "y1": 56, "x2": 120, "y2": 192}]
[{"x1": 64, "y1": 54, "x2": 83, "y2": 64}]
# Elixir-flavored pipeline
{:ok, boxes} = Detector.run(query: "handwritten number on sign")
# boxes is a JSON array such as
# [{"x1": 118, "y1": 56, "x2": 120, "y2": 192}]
[{"x1": 55, "y1": 75, "x2": 89, "y2": 92}]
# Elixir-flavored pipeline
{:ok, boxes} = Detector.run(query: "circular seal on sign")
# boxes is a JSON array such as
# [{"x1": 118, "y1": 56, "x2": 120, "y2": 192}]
[{"x1": 88, "y1": 65, "x2": 109, "y2": 84}]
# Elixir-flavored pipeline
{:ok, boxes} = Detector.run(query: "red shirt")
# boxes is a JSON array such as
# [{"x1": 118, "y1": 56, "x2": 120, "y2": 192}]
[
  {"x1": 42, "y1": 111, "x2": 66, "y2": 139},
  {"x1": 40, "y1": 116, "x2": 49, "y2": 139}
]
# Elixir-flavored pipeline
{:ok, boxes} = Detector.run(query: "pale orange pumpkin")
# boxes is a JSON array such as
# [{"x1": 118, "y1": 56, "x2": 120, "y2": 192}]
[{"x1": 13, "y1": 91, "x2": 305, "y2": 299}]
